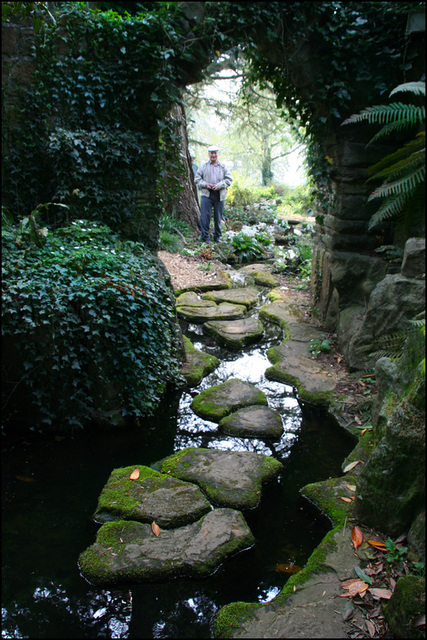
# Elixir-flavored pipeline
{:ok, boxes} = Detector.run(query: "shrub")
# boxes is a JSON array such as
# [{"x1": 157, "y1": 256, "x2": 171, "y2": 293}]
[{"x1": 2, "y1": 219, "x2": 182, "y2": 430}]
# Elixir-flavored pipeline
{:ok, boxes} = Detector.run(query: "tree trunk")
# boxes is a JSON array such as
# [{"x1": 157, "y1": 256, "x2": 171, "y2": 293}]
[{"x1": 167, "y1": 103, "x2": 201, "y2": 231}]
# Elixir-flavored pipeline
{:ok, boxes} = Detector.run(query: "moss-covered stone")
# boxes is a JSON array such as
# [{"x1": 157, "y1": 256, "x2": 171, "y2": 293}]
[
  {"x1": 383, "y1": 575, "x2": 426, "y2": 638},
  {"x1": 201, "y1": 286, "x2": 260, "y2": 308},
  {"x1": 180, "y1": 335, "x2": 219, "y2": 387},
  {"x1": 191, "y1": 378, "x2": 268, "y2": 423},
  {"x1": 156, "y1": 447, "x2": 283, "y2": 510},
  {"x1": 202, "y1": 317, "x2": 264, "y2": 350},
  {"x1": 301, "y1": 476, "x2": 356, "y2": 527},
  {"x1": 79, "y1": 508, "x2": 255, "y2": 586},
  {"x1": 93, "y1": 464, "x2": 211, "y2": 528}
]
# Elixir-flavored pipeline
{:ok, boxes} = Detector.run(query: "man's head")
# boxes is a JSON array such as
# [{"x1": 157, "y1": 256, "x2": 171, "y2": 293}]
[{"x1": 208, "y1": 145, "x2": 219, "y2": 163}]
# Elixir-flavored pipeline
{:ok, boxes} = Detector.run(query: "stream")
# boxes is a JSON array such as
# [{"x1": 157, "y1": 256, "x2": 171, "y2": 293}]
[{"x1": 1, "y1": 286, "x2": 356, "y2": 638}]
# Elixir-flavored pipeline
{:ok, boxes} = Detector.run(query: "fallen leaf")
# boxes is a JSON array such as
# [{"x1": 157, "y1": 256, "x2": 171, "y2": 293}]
[
  {"x1": 367, "y1": 539, "x2": 386, "y2": 550},
  {"x1": 365, "y1": 619, "x2": 376, "y2": 637},
  {"x1": 346, "y1": 484, "x2": 357, "y2": 492},
  {"x1": 275, "y1": 563, "x2": 302, "y2": 574},
  {"x1": 360, "y1": 428, "x2": 367, "y2": 436},
  {"x1": 151, "y1": 521, "x2": 160, "y2": 537},
  {"x1": 395, "y1": 533, "x2": 407, "y2": 544},
  {"x1": 354, "y1": 566, "x2": 372, "y2": 584},
  {"x1": 129, "y1": 468, "x2": 140, "y2": 480},
  {"x1": 15, "y1": 475, "x2": 35, "y2": 483},
  {"x1": 368, "y1": 587, "x2": 393, "y2": 600},
  {"x1": 340, "y1": 578, "x2": 369, "y2": 597},
  {"x1": 343, "y1": 460, "x2": 361, "y2": 473},
  {"x1": 340, "y1": 496, "x2": 352, "y2": 503},
  {"x1": 351, "y1": 526, "x2": 363, "y2": 550}
]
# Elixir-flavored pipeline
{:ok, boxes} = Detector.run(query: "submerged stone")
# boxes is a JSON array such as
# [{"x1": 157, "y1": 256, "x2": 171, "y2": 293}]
[
  {"x1": 93, "y1": 465, "x2": 211, "y2": 528},
  {"x1": 202, "y1": 286, "x2": 260, "y2": 308},
  {"x1": 203, "y1": 317, "x2": 264, "y2": 349},
  {"x1": 79, "y1": 508, "x2": 254, "y2": 586},
  {"x1": 218, "y1": 405, "x2": 284, "y2": 439},
  {"x1": 157, "y1": 447, "x2": 283, "y2": 510},
  {"x1": 191, "y1": 378, "x2": 268, "y2": 422},
  {"x1": 180, "y1": 335, "x2": 219, "y2": 387}
]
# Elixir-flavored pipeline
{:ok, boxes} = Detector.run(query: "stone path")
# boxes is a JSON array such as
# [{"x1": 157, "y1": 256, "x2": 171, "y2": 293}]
[{"x1": 79, "y1": 259, "x2": 368, "y2": 638}]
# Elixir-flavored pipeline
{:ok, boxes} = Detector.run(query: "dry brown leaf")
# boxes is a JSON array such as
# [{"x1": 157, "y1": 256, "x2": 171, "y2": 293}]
[
  {"x1": 367, "y1": 539, "x2": 386, "y2": 550},
  {"x1": 151, "y1": 521, "x2": 160, "y2": 537},
  {"x1": 369, "y1": 587, "x2": 393, "y2": 600},
  {"x1": 360, "y1": 428, "x2": 367, "y2": 436},
  {"x1": 343, "y1": 460, "x2": 361, "y2": 473},
  {"x1": 351, "y1": 526, "x2": 363, "y2": 550},
  {"x1": 346, "y1": 484, "x2": 357, "y2": 492},
  {"x1": 340, "y1": 578, "x2": 369, "y2": 597},
  {"x1": 365, "y1": 619, "x2": 376, "y2": 637},
  {"x1": 129, "y1": 468, "x2": 140, "y2": 480},
  {"x1": 340, "y1": 496, "x2": 352, "y2": 503},
  {"x1": 354, "y1": 416, "x2": 362, "y2": 424}
]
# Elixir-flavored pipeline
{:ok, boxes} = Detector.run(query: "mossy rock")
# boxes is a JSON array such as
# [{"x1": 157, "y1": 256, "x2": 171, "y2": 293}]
[
  {"x1": 218, "y1": 405, "x2": 283, "y2": 439},
  {"x1": 201, "y1": 286, "x2": 260, "y2": 308},
  {"x1": 79, "y1": 508, "x2": 255, "y2": 586},
  {"x1": 191, "y1": 378, "x2": 268, "y2": 422},
  {"x1": 203, "y1": 317, "x2": 264, "y2": 350},
  {"x1": 180, "y1": 335, "x2": 220, "y2": 387},
  {"x1": 93, "y1": 464, "x2": 211, "y2": 528},
  {"x1": 156, "y1": 447, "x2": 283, "y2": 510},
  {"x1": 383, "y1": 575, "x2": 426, "y2": 638}
]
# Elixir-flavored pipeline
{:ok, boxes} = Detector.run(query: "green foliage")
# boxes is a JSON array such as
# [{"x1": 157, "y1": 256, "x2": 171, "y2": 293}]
[
  {"x1": 307, "y1": 337, "x2": 333, "y2": 358},
  {"x1": 2, "y1": 1, "x2": 56, "y2": 33},
  {"x1": 2, "y1": 219, "x2": 182, "y2": 430},
  {"x1": 385, "y1": 538, "x2": 408, "y2": 566},
  {"x1": 343, "y1": 82, "x2": 425, "y2": 244},
  {"x1": 231, "y1": 232, "x2": 267, "y2": 263}
]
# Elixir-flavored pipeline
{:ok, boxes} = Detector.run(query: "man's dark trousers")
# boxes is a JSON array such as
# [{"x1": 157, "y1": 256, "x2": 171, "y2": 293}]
[{"x1": 200, "y1": 194, "x2": 224, "y2": 241}]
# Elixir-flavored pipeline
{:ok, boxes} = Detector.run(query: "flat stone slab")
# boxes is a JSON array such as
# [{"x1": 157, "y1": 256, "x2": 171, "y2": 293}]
[
  {"x1": 191, "y1": 378, "x2": 268, "y2": 422},
  {"x1": 157, "y1": 447, "x2": 283, "y2": 510},
  {"x1": 79, "y1": 508, "x2": 255, "y2": 586},
  {"x1": 93, "y1": 465, "x2": 211, "y2": 528},
  {"x1": 218, "y1": 405, "x2": 284, "y2": 439},
  {"x1": 238, "y1": 265, "x2": 279, "y2": 288},
  {"x1": 260, "y1": 301, "x2": 339, "y2": 405},
  {"x1": 177, "y1": 301, "x2": 247, "y2": 322},
  {"x1": 176, "y1": 291, "x2": 216, "y2": 307},
  {"x1": 203, "y1": 317, "x2": 264, "y2": 349},
  {"x1": 180, "y1": 336, "x2": 219, "y2": 387},
  {"x1": 202, "y1": 286, "x2": 260, "y2": 308},
  {"x1": 212, "y1": 526, "x2": 368, "y2": 638}
]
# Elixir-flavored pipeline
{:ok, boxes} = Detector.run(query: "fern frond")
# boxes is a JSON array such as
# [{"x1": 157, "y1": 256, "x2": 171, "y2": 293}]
[
  {"x1": 367, "y1": 116, "x2": 425, "y2": 145},
  {"x1": 389, "y1": 81, "x2": 425, "y2": 97},
  {"x1": 367, "y1": 148, "x2": 425, "y2": 183},
  {"x1": 368, "y1": 194, "x2": 406, "y2": 229},
  {"x1": 366, "y1": 135, "x2": 425, "y2": 177},
  {"x1": 368, "y1": 166, "x2": 425, "y2": 201},
  {"x1": 342, "y1": 103, "x2": 425, "y2": 127},
  {"x1": 370, "y1": 331, "x2": 406, "y2": 360}
]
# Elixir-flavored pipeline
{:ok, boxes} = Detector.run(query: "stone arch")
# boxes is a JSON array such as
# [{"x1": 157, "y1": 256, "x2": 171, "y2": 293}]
[{"x1": 2, "y1": 1, "x2": 424, "y2": 367}]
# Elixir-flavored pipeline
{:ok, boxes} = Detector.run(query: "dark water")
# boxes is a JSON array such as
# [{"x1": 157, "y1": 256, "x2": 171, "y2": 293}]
[{"x1": 2, "y1": 310, "x2": 356, "y2": 638}]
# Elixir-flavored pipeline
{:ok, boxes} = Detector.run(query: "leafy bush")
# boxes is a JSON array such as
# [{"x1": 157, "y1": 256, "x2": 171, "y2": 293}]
[
  {"x1": 2, "y1": 219, "x2": 182, "y2": 430},
  {"x1": 231, "y1": 231, "x2": 269, "y2": 263}
]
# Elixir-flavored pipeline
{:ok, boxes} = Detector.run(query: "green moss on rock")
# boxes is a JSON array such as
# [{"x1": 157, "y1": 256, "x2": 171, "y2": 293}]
[{"x1": 383, "y1": 575, "x2": 426, "y2": 638}]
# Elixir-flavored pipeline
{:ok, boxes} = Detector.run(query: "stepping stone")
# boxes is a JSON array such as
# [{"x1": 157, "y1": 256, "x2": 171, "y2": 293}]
[
  {"x1": 203, "y1": 317, "x2": 264, "y2": 349},
  {"x1": 180, "y1": 336, "x2": 219, "y2": 387},
  {"x1": 157, "y1": 447, "x2": 283, "y2": 510},
  {"x1": 191, "y1": 378, "x2": 268, "y2": 422},
  {"x1": 93, "y1": 465, "x2": 211, "y2": 528},
  {"x1": 218, "y1": 405, "x2": 284, "y2": 439},
  {"x1": 176, "y1": 291, "x2": 216, "y2": 307},
  {"x1": 177, "y1": 302, "x2": 246, "y2": 323},
  {"x1": 202, "y1": 286, "x2": 260, "y2": 308},
  {"x1": 238, "y1": 265, "x2": 279, "y2": 288},
  {"x1": 79, "y1": 508, "x2": 255, "y2": 586}
]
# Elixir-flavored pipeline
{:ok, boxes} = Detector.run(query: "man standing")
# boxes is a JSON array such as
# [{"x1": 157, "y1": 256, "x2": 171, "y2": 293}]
[{"x1": 194, "y1": 145, "x2": 232, "y2": 242}]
